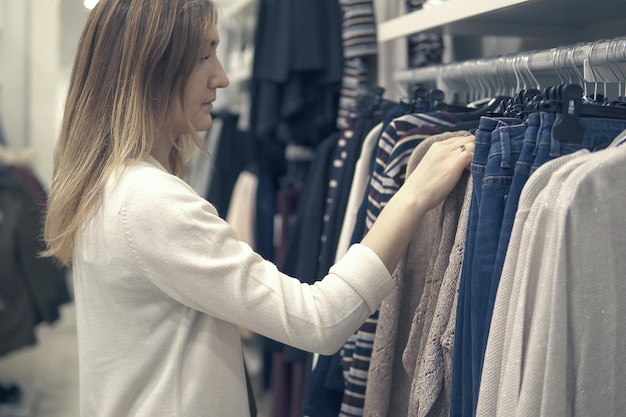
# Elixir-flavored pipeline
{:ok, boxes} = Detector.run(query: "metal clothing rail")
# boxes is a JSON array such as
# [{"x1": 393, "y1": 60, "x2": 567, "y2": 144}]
[{"x1": 393, "y1": 37, "x2": 626, "y2": 85}]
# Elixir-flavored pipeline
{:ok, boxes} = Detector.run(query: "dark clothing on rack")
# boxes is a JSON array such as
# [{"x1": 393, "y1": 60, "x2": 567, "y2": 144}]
[
  {"x1": 318, "y1": 104, "x2": 384, "y2": 289},
  {"x1": 302, "y1": 353, "x2": 344, "y2": 417},
  {"x1": 280, "y1": 133, "x2": 339, "y2": 285},
  {"x1": 302, "y1": 105, "x2": 385, "y2": 417},
  {"x1": 250, "y1": 0, "x2": 342, "y2": 173},
  {"x1": 348, "y1": 101, "x2": 414, "y2": 247},
  {"x1": 0, "y1": 167, "x2": 70, "y2": 356},
  {"x1": 278, "y1": 133, "x2": 339, "y2": 414},
  {"x1": 206, "y1": 113, "x2": 252, "y2": 217},
  {"x1": 251, "y1": 2, "x2": 345, "y2": 398},
  {"x1": 255, "y1": 170, "x2": 277, "y2": 265}
]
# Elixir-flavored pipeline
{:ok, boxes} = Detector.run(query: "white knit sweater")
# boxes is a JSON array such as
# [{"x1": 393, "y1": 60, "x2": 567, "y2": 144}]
[{"x1": 72, "y1": 156, "x2": 393, "y2": 416}]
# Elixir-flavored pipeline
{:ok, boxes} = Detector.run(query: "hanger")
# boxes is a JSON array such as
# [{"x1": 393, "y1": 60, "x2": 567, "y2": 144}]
[
  {"x1": 355, "y1": 85, "x2": 388, "y2": 118},
  {"x1": 549, "y1": 83, "x2": 585, "y2": 143},
  {"x1": 547, "y1": 82, "x2": 626, "y2": 144}
]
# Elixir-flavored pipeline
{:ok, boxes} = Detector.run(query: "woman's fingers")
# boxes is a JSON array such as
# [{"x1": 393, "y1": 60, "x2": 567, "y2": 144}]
[{"x1": 404, "y1": 134, "x2": 475, "y2": 212}]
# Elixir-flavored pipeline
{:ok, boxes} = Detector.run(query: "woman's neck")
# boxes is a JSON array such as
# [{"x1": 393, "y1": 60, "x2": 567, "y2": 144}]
[{"x1": 151, "y1": 136, "x2": 174, "y2": 173}]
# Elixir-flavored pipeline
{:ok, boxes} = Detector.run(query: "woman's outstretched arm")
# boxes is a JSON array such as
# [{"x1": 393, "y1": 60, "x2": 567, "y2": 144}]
[{"x1": 361, "y1": 134, "x2": 475, "y2": 273}]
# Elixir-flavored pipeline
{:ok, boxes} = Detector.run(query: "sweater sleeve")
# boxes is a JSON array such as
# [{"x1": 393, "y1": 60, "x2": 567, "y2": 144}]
[{"x1": 120, "y1": 173, "x2": 393, "y2": 354}]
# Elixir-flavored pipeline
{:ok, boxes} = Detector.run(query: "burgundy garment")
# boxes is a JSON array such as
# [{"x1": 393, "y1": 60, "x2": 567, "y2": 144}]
[{"x1": 270, "y1": 352, "x2": 305, "y2": 417}]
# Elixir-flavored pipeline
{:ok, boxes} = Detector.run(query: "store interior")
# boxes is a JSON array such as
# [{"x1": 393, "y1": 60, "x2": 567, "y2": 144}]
[{"x1": 2, "y1": 0, "x2": 626, "y2": 416}]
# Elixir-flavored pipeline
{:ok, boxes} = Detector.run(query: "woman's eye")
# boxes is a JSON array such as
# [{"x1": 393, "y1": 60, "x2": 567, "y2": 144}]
[{"x1": 200, "y1": 55, "x2": 210, "y2": 62}]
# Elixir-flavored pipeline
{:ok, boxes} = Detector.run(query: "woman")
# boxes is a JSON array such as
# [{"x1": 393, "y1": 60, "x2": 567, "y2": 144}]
[{"x1": 43, "y1": 0, "x2": 475, "y2": 415}]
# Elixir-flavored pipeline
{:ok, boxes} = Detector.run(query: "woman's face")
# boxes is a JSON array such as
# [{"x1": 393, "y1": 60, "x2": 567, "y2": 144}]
[{"x1": 168, "y1": 27, "x2": 229, "y2": 136}]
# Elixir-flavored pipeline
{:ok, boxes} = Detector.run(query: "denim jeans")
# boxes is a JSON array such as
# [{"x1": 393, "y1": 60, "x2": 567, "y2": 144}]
[
  {"x1": 487, "y1": 112, "x2": 542, "y2": 323},
  {"x1": 452, "y1": 112, "x2": 626, "y2": 417},
  {"x1": 531, "y1": 115, "x2": 626, "y2": 171},
  {"x1": 469, "y1": 121, "x2": 526, "y2": 410},
  {"x1": 450, "y1": 116, "x2": 521, "y2": 417}
]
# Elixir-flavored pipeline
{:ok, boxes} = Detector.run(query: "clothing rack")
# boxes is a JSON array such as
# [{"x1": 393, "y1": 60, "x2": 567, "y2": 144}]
[{"x1": 394, "y1": 37, "x2": 626, "y2": 86}]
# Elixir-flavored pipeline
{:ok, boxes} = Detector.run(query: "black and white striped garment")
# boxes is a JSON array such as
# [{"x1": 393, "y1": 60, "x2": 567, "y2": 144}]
[{"x1": 337, "y1": 0, "x2": 378, "y2": 130}]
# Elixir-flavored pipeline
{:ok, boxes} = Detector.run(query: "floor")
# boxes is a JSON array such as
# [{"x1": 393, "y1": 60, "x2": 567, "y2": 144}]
[
  {"x1": 0, "y1": 303, "x2": 79, "y2": 417},
  {"x1": 0, "y1": 299, "x2": 270, "y2": 417}
]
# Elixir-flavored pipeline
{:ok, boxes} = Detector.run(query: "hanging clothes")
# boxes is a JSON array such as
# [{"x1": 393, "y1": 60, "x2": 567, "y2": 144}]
[
  {"x1": 206, "y1": 113, "x2": 253, "y2": 217},
  {"x1": 0, "y1": 157, "x2": 70, "y2": 357},
  {"x1": 363, "y1": 131, "x2": 471, "y2": 417},
  {"x1": 340, "y1": 112, "x2": 466, "y2": 417},
  {"x1": 450, "y1": 109, "x2": 626, "y2": 417},
  {"x1": 478, "y1": 139, "x2": 626, "y2": 416}
]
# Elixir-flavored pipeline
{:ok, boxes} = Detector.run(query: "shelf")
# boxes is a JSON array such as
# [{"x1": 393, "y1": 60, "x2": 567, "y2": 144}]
[
  {"x1": 378, "y1": 0, "x2": 626, "y2": 43},
  {"x1": 378, "y1": 0, "x2": 533, "y2": 42}
]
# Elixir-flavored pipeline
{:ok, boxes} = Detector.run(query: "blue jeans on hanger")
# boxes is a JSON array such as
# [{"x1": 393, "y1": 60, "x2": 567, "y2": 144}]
[
  {"x1": 487, "y1": 112, "x2": 542, "y2": 324},
  {"x1": 469, "y1": 121, "x2": 526, "y2": 412},
  {"x1": 531, "y1": 114, "x2": 626, "y2": 171},
  {"x1": 450, "y1": 115, "x2": 520, "y2": 417}
]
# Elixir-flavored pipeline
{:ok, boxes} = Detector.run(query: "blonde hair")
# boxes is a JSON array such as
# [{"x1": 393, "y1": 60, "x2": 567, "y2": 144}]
[{"x1": 43, "y1": 0, "x2": 218, "y2": 266}]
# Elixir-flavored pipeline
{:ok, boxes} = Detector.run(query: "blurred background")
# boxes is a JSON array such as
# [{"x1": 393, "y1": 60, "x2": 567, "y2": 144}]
[{"x1": 0, "y1": 2, "x2": 261, "y2": 416}]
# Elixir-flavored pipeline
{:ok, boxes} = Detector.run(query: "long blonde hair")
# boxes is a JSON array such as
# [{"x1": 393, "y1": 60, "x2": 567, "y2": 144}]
[{"x1": 43, "y1": 0, "x2": 218, "y2": 266}]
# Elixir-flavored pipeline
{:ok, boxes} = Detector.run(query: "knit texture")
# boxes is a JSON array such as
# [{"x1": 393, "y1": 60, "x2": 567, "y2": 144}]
[
  {"x1": 363, "y1": 131, "x2": 471, "y2": 417},
  {"x1": 409, "y1": 173, "x2": 472, "y2": 417},
  {"x1": 476, "y1": 150, "x2": 590, "y2": 416},
  {"x1": 72, "y1": 156, "x2": 393, "y2": 417}
]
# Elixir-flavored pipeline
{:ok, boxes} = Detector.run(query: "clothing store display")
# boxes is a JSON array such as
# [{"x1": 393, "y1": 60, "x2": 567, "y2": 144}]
[
  {"x1": 340, "y1": 113, "x2": 465, "y2": 417},
  {"x1": 206, "y1": 113, "x2": 252, "y2": 217},
  {"x1": 10, "y1": 1, "x2": 626, "y2": 416},
  {"x1": 516, "y1": 144, "x2": 626, "y2": 416},
  {"x1": 450, "y1": 107, "x2": 626, "y2": 416},
  {"x1": 476, "y1": 151, "x2": 589, "y2": 417},
  {"x1": 364, "y1": 132, "x2": 470, "y2": 417},
  {"x1": 334, "y1": 123, "x2": 382, "y2": 262},
  {"x1": 478, "y1": 141, "x2": 626, "y2": 416},
  {"x1": 408, "y1": 176, "x2": 473, "y2": 417},
  {"x1": 247, "y1": 9, "x2": 347, "y2": 404}
]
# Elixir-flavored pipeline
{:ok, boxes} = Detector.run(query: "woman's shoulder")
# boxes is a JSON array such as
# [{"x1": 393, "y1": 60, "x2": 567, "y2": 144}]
[
  {"x1": 109, "y1": 157, "x2": 188, "y2": 192},
  {"x1": 106, "y1": 158, "x2": 215, "y2": 218}
]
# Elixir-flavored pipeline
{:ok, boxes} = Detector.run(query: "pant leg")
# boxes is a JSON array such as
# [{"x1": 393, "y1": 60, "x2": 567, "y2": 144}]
[
  {"x1": 469, "y1": 122, "x2": 526, "y2": 413},
  {"x1": 450, "y1": 116, "x2": 519, "y2": 417}
]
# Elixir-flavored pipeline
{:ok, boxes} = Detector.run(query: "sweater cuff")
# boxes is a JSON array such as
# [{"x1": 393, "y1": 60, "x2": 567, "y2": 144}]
[{"x1": 329, "y1": 244, "x2": 393, "y2": 313}]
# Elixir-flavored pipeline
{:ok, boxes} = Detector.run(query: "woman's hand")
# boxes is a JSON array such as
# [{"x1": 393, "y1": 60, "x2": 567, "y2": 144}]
[
  {"x1": 361, "y1": 134, "x2": 475, "y2": 274},
  {"x1": 403, "y1": 134, "x2": 475, "y2": 212}
]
